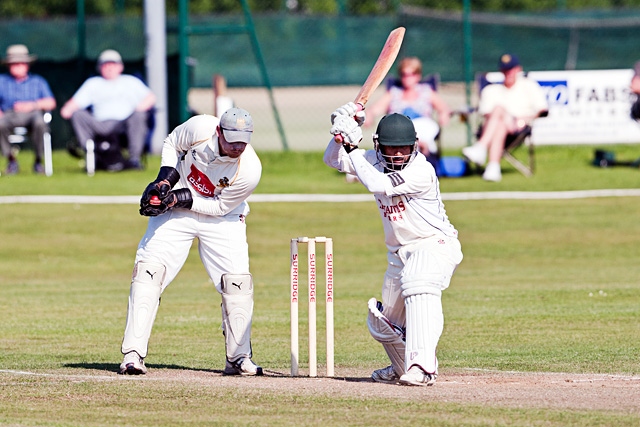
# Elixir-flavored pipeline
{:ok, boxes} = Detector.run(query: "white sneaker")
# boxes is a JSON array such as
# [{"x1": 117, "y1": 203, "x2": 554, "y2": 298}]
[
  {"x1": 482, "y1": 162, "x2": 502, "y2": 182},
  {"x1": 223, "y1": 357, "x2": 264, "y2": 376},
  {"x1": 119, "y1": 351, "x2": 147, "y2": 375},
  {"x1": 371, "y1": 365, "x2": 400, "y2": 384},
  {"x1": 398, "y1": 365, "x2": 437, "y2": 386},
  {"x1": 462, "y1": 143, "x2": 487, "y2": 166}
]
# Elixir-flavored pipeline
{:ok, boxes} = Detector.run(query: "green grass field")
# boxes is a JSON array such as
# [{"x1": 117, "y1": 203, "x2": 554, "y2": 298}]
[{"x1": 1, "y1": 145, "x2": 640, "y2": 426}]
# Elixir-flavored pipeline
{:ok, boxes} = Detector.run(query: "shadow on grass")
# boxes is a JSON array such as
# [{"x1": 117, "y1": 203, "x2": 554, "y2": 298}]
[
  {"x1": 64, "y1": 362, "x2": 222, "y2": 374},
  {"x1": 63, "y1": 364, "x2": 374, "y2": 382}
]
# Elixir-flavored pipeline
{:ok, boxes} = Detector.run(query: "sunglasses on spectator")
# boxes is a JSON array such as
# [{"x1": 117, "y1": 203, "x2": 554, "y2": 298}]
[{"x1": 400, "y1": 70, "x2": 420, "y2": 78}]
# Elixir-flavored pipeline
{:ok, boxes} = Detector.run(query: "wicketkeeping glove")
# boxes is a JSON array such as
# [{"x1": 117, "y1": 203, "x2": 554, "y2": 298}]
[
  {"x1": 163, "y1": 188, "x2": 193, "y2": 210},
  {"x1": 330, "y1": 102, "x2": 366, "y2": 126},
  {"x1": 139, "y1": 188, "x2": 193, "y2": 217},
  {"x1": 330, "y1": 114, "x2": 363, "y2": 146},
  {"x1": 139, "y1": 166, "x2": 181, "y2": 216}
]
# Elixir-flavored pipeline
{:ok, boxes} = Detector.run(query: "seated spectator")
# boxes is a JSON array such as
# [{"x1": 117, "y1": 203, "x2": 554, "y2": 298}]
[
  {"x1": 365, "y1": 56, "x2": 451, "y2": 170},
  {"x1": 462, "y1": 53, "x2": 547, "y2": 182},
  {"x1": 0, "y1": 44, "x2": 56, "y2": 175},
  {"x1": 630, "y1": 61, "x2": 640, "y2": 120},
  {"x1": 61, "y1": 49, "x2": 156, "y2": 170}
]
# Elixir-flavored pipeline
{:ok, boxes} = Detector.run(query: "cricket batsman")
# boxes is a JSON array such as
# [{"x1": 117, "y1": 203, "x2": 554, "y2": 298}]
[
  {"x1": 324, "y1": 102, "x2": 463, "y2": 386},
  {"x1": 119, "y1": 107, "x2": 263, "y2": 376}
]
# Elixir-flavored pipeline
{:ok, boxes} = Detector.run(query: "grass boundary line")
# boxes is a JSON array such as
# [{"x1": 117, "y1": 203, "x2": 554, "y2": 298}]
[{"x1": 1, "y1": 189, "x2": 640, "y2": 205}]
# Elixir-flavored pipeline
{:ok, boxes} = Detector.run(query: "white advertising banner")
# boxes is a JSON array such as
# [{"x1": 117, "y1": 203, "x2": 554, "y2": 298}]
[{"x1": 527, "y1": 69, "x2": 640, "y2": 145}]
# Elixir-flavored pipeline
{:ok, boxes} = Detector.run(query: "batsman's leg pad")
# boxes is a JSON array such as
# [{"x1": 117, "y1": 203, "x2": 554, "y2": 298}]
[
  {"x1": 399, "y1": 241, "x2": 461, "y2": 298},
  {"x1": 367, "y1": 297, "x2": 406, "y2": 376},
  {"x1": 121, "y1": 261, "x2": 165, "y2": 358},
  {"x1": 404, "y1": 292, "x2": 443, "y2": 374},
  {"x1": 221, "y1": 273, "x2": 254, "y2": 362}
]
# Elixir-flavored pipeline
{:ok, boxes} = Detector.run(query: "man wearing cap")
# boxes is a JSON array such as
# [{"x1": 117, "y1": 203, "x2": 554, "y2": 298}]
[
  {"x1": 118, "y1": 108, "x2": 264, "y2": 377},
  {"x1": 60, "y1": 49, "x2": 156, "y2": 170},
  {"x1": 325, "y1": 103, "x2": 463, "y2": 386},
  {"x1": 0, "y1": 44, "x2": 56, "y2": 175},
  {"x1": 462, "y1": 53, "x2": 547, "y2": 182}
]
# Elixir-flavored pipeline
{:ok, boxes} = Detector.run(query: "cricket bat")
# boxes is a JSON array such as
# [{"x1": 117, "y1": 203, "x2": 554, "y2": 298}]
[{"x1": 335, "y1": 26, "x2": 405, "y2": 143}]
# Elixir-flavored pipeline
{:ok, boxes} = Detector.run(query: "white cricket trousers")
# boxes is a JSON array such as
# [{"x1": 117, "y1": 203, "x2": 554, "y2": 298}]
[
  {"x1": 136, "y1": 209, "x2": 250, "y2": 292},
  {"x1": 379, "y1": 235, "x2": 463, "y2": 333}
]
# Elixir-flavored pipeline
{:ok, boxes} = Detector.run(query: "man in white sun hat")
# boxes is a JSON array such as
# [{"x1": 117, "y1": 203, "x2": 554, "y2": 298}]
[
  {"x1": 119, "y1": 108, "x2": 263, "y2": 377},
  {"x1": 0, "y1": 44, "x2": 56, "y2": 175}
]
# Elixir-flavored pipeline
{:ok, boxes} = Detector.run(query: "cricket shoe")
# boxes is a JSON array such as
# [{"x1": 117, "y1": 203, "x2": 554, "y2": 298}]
[
  {"x1": 399, "y1": 365, "x2": 437, "y2": 386},
  {"x1": 371, "y1": 365, "x2": 400, "y2": 384},
  {"x1": 462, "y1": 143, "x2": 487, "y2": 166},
  {"x1": 223, "y1": 357, "x2": 263, "y2": 376},
  {"x1": 119, "y1": 351, "x2": 147, "y2": 375}
]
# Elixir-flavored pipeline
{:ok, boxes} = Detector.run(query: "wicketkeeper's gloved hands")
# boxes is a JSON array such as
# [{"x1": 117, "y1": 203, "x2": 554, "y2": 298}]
[
  {"x1": 140, "y1": 188, "x2": 193, "y2": 217},
  {"x1": 330, "y1": 115, "x2": 363, "y2": 148},
  {"x1": 163, "y1": 188, "x2": 193, "y2": 210},
  {"x1": 139, "y1": 166, "x2": 181, "y2": 216},
  {"x1": 330, "y1": 102, "x2": 366, "y2": 126}
]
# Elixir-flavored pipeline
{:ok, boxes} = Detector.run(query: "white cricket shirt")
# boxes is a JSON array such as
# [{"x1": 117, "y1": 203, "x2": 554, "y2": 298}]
[
  {"x1": 161, "y1": 114, "x2": 262, "y2": 217},
  {"x1": 324, "y1": 141, "x2": 458, "y2": 253}
]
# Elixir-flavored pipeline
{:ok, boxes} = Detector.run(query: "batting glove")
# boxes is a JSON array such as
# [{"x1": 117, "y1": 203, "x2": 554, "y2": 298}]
[
  {"x1": 330, "y1": 102, "x2": 366, "y2": 126},
  {"x1": 330, "y1": 115, "x2": 363, "y2": 146}
]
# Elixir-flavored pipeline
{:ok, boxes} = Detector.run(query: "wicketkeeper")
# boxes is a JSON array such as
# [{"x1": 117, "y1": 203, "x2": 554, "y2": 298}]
[
  {"x1": 324, "y1": 103, "x2": 463, "y2": 386},
  {"x1": 119, "y1": 108, "x2": 263, "y2": 376}
]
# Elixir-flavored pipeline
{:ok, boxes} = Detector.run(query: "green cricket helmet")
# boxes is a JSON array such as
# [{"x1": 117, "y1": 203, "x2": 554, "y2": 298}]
[{"x1": 373, "y1": 113, "x2": 417, "y2": 171}]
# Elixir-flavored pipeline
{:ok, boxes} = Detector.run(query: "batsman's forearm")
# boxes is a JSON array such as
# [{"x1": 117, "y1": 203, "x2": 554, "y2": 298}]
[{"x1": 348, "y1": 150, "x2": 387, "y2": 194}]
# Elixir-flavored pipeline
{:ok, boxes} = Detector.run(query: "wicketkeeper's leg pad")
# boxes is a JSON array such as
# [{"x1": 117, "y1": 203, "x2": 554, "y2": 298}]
[
  {"x1": 367, "y1": 297, "x2": 406, "y2": 376},
  {"x1": 220, "y1": 273, "x2": 254, "y2": 362},
  {"x1": 121, "y1": 261, "x2": 165, "y2": 358}
]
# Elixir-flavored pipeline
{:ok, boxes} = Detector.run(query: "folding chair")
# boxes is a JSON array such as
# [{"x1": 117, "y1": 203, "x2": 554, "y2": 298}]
[
  {"x1": 474, "y1": 72, "x2": 546, "y2": 177},
  {"x1": 503, "y1": 124, "x2": 535, "y2": 177},
  {"x1": 85, "y1": 109, "x2": 155, "y2": 176},
  {"x1": 8, "y1": 111, "x2": 53, "y2": 176}
]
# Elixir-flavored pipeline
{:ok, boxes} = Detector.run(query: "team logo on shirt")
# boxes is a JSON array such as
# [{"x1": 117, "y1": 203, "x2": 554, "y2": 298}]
[
  {"x1": 378, "y1": 199, "x2": 406, "y2": 221},
  {"x1": 219, "y1": 177, "x2": 230, "y2": 188},
  {"x1": 388, "y1": 173, "x2": 405, "y2": 187},
  {"x1": 187, "y1": 164, "x2": 216, "y2": 197}
]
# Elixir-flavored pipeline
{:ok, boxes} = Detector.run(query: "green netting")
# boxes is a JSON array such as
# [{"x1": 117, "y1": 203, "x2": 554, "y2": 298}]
[{"x1": 2, "y1": 8, "x2": 640, "y2": 148}]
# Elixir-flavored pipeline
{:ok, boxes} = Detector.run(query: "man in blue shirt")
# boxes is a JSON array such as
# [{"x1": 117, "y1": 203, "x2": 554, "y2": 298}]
[{"x1": 0, "y1": 44, "x2": 56, "y2": 175}]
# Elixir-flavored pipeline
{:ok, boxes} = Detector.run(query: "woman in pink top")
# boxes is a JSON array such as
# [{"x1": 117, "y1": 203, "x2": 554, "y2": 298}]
[{"x1": 366, "y1": 57, "x2": 451, "y2": 161}]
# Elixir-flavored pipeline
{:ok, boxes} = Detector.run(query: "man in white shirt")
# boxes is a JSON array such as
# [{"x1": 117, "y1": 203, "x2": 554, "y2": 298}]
[
  {"x1": 462, "y1": 53, "x2": 548, "y2": 182},
  {"x1": 119, "y1": 108, "x2": 263, "y2": 376},
  {"x1": 61, "y1": 49, "x2": 156, "y2": 170},
  {"x1": 325, "y1": 103, "x2": 463, "y2": 386}
]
